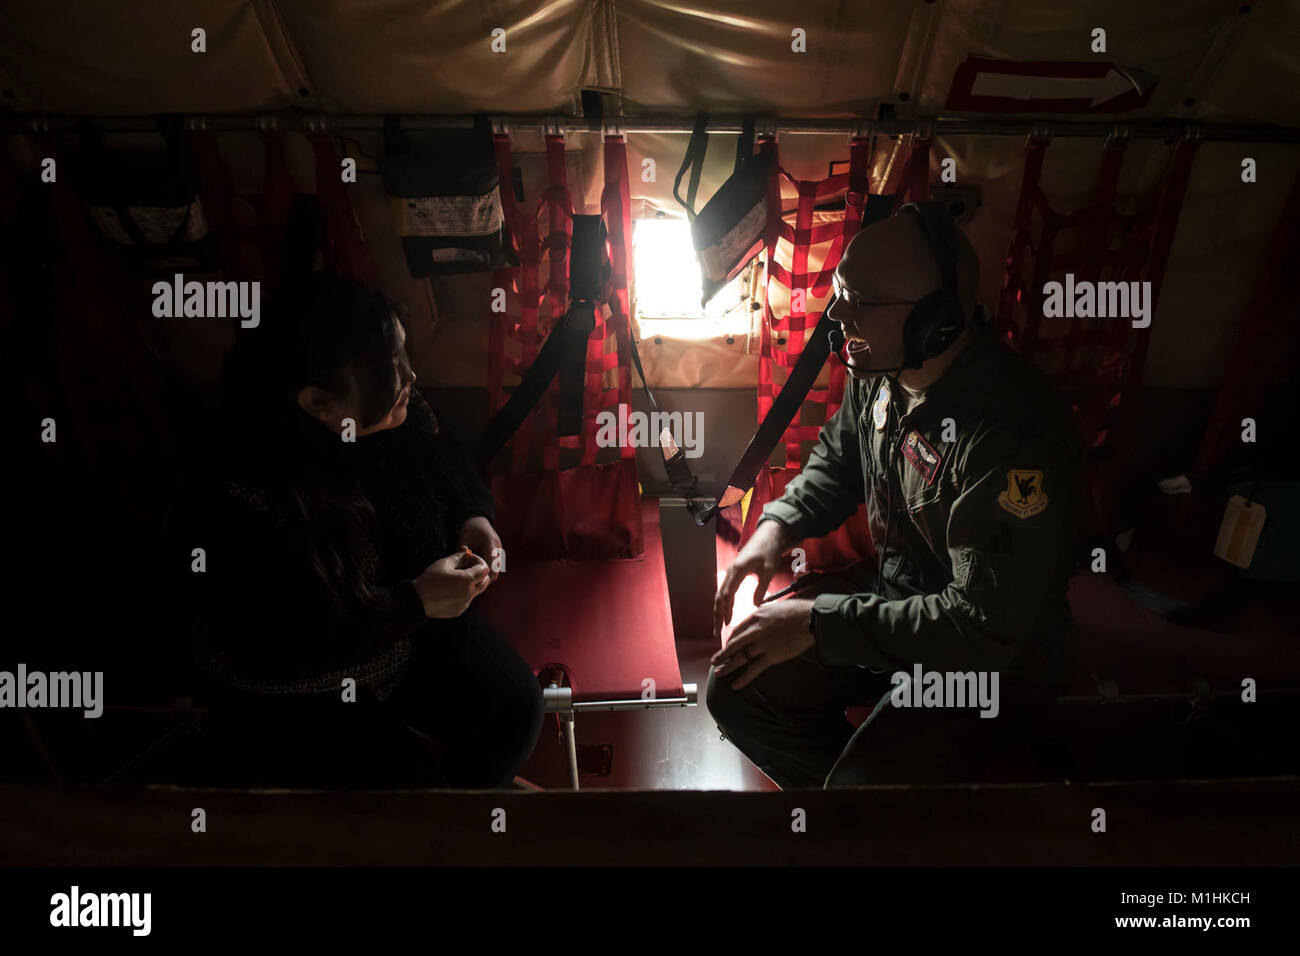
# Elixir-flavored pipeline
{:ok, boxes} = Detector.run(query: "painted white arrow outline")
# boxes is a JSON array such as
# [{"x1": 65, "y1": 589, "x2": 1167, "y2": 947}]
[{"x1": 972, "y1": 66, "x2": 1155, "y2": 108}]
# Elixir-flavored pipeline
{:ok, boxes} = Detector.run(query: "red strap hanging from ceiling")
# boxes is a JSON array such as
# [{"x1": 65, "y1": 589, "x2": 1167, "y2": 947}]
[
  {"x1": 1194, "y1": 167, "x2": 1300, "y2": 473},
  {"x1": 597, "y1": 132, "x2": 636, "y2": 466},
  {"x1": 887, "y1": 136, "x2": 933, "y2": 212},
  {"x1": 542, "y1": 134, "x2": 574, "y2": 470},
  {"x1": 1057, "y1": 136, "x2": 1128, "y2": 382},
  {"x1": 485, "y1": 133, "x2": 570, "y2": 474},
  {"x1": 716, "y1": 135, "x2": 879, "y2": 575},
  {"x1": 257, "y1": 131, "x2": 296, "y2": 291},
  {"x1": 482, "y1": 131, "x2": 644, "y2": 562},
  {"x1": 189, "y1": 131, "x2": 243, "y2": 277},
  {"x1": 489, "y1": 131, "x2": 541, "y2": 476},
  {"x1": 756, "y1": 135, "x2": 876, "y2": 469},
  {"x1": 1107, "y1": 137, "x2": 1199, "y2": 472},
  {"x1": 308, "y1": 132, "x2": 378, "y2": 283},
  {"x1": 487, "y1": 131, "x2": 633, "y2": 473},
  {"x1": 191, "y1": 130, "x2": 298, "y2": 288},
  {"x1": 40, "y1": 135, "x2": 172, "y2": 504},
  {"x1": 826, "y1": 137, "x2": 874, "y2": 422},
  {"x1": 192, "y1": 130, "x2": 378, "y2": 289}
]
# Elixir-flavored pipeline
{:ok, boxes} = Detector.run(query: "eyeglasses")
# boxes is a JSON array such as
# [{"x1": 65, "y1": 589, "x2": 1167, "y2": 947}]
[{"x1": 831, "y1": 274, "x2": 923, "y2": 311}]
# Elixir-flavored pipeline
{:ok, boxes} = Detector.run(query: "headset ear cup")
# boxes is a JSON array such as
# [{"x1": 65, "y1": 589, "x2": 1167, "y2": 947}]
[
  {"x1": 909, "y1": 298, "x2": 966, "y2": 364},
  {"x1": 926, "y1": 317, "x2": 959, "y2": 358},
  {"x1": 933, "y1": 303, "x2": 966, "y2": 354},
  {"x1": 895, "y1": 201, "x2": 968, "y2": 366},
  {"x1": 903, "y1": 295, "x2": 937, "y2": 367}
]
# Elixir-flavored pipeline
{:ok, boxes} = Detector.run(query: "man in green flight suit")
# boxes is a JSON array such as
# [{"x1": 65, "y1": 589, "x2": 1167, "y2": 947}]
[{"x1": 708, "y1": 203, "x2": 1085, "y2": 789}]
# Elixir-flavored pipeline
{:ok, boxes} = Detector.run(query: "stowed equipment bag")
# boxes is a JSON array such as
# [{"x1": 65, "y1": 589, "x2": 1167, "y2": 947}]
[
  {"x1": 382, "y1": 115, "x2": 518, "y2": 278},
  {"x1": 674, "y1": 113, "x2": 774, "y2": 307},
  {"x1": 78, "y1": 116, "x2": 218, "y2": 276}
]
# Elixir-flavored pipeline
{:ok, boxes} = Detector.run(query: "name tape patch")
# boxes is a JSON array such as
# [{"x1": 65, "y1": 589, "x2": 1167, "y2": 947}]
[{"x1": 900, "y1": 430, "x2": 942, "y2": 485}]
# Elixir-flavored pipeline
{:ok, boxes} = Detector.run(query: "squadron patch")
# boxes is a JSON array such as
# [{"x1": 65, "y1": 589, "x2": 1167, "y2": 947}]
[
  {"x1": 900, "y1": 430, "x2": 941, "y2": 485},
  {"x1": 998, "y1": 469, "x2": 1048, "y2": 519},
  {"x1": 872, "y1": 382, "x2": 890, "y2": 431}
]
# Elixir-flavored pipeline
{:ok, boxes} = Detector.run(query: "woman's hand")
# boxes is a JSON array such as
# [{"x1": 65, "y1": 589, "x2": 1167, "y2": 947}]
[
  {"x1": 413, "y1": 551, "x2": 491, "y2": 619},
  {"x1": 458, "y1": 516, "x2": 503, "y2": 582}
]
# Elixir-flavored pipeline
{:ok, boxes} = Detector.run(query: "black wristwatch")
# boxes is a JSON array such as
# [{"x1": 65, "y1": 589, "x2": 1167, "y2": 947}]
[{"x1": 807, "y1": 602, "x2": 818, "y2": 640}]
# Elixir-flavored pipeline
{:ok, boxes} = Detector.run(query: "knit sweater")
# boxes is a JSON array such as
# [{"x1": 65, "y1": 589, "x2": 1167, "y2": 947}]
[{"x1": 173, "y1": 388, "x2": 494, "y2": 698}]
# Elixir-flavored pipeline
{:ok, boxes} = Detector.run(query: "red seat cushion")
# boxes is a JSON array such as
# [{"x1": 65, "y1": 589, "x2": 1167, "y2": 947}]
[
  {"x1": 1068, "y1": 572, "x2": 1300, "y2": 693},
  {"x1": 477, "y1": 499, "x2": 682, "y2": 701}
]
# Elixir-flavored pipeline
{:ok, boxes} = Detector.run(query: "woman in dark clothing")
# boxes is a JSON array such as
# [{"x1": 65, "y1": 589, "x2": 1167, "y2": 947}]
[{"x1": 173, "y1": 272, "x2": 543, "y2": 789}]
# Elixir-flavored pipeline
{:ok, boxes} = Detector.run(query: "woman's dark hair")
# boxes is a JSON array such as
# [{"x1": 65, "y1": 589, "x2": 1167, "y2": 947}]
[
  {"x1": 224, "y1": 271, "x2": 406, "y2": 430},
  {"x1": 218, "y1": 271, "x2": 409, "y2": 615}
]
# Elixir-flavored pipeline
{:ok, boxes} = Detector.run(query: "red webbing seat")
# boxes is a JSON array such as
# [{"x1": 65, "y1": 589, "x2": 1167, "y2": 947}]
[
  {"x1": 477, "y1": 498, "x2": 683, "y2": 702},
  {"x1": 479, "y1": 131, "x2": 680, "y2": 704},
  {"x1": 845, "y1": 562, "x2": 1300, "y2": 733},
  {"x1": 485, "y1": 131, "x2": 645, "y2": 561},
  {"x1": 1066, "y1": 571, "x2": 1300, "y2": 693}
]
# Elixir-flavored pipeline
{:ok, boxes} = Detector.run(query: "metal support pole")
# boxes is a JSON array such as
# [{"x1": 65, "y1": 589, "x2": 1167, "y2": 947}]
[
  {"x1": 538, "y1": 681, "x2": 700, "y2": 787},
  {"x1": 572, "y1": 683, "x2": 699, "y2": 712},
  {"x1": 560, "y1": 711, "x2": 579, "y2": 791},
  {"x1": 544, "y1": 682, "x2": 579, "y2": 791}
]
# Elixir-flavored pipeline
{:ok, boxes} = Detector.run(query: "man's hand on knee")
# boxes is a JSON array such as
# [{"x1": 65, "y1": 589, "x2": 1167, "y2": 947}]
[
  {"x1": 713, "y1": 519, "x2": 789, "y2": 641},
  {"x1": 711, "y1": 597, "x2": 815, "y2": 690}
]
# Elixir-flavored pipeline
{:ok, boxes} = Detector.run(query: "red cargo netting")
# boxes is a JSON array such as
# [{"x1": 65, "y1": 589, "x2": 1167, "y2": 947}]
[
  {"x1": 308, "y1": 132, "x2": 378, "y2": 283},
  {"x1": 475, "y1": 138, "x2": 680, "y2": 708},
  {"x1": 997, "y1": 134, "x2": 1200, "y2": 535},
  {"x1": 189, "y1": 130, "x2": 316, "y2": 289},
  {"x1": 758, "y1": 136, "x2": 863, "y2": 466},
  {"x1": 485, "y1": 131, "x2": 642, "y2": 561},
  {"x1": 1195, "y1": 166, "x2": 1300, "y2": 473},
  {"x1": 757, "y1": 135, "x2": 930, "y2": 469}
]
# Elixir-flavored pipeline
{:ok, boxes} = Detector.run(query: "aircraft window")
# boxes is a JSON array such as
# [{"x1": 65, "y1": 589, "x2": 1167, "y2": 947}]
[{"x1": 632, "y1": 218, "x2": 754, "y2": 341}]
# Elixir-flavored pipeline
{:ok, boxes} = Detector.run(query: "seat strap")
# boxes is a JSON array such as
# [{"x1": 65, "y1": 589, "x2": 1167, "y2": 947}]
[
  {"x1": 479, "y1": 214, "x2": 606, "y2": 465},
  {"x1": 696, "y1": 309, "x2": 837, "y2": 524},
  {"x1": 694, "y1": 187, "x2": 899, "y2": 525},
  {"x1": 672, "y1": 113, "x2": 710, "y2": 221},
  {"x1": 627, "y1": 334, "x2": 706, "y2": 516},
  {"x1": 478, "y1": 304, "x2": 581, "y2": 468}
]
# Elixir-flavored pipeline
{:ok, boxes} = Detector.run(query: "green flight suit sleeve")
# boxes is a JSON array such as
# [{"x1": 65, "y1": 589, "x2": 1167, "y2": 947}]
[
  {"x1": 759, "y1": 380, "x2": 867, "y2": 541},
  {"x1": 811, "y1": 419, "x2": 1082, "y2": 672}
]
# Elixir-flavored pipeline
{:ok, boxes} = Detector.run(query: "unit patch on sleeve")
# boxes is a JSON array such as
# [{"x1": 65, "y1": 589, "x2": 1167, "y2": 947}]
[
  {"x1": 900, "y1": 430, "x2": 942, "y2": 485},
  {"x1": 872, "y1": 381, "x2": 890, "y2": 431},
  {"x1": 998, "y1": 469, "x2": 1048, "y2": 518}
]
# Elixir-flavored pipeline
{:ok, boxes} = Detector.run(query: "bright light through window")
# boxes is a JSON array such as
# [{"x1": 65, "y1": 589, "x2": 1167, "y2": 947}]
[{"x1": 632, "y1": 218, "x2": 753, "y2": 339}]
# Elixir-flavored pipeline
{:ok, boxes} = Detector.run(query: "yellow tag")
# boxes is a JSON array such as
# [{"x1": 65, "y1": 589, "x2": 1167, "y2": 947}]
[
  {"x1": 1214, "y1": 495, "x2": 1267, "y2": 569},
  {"x1": 739, "y1": 486, "x2": 754, "y2": 525}
]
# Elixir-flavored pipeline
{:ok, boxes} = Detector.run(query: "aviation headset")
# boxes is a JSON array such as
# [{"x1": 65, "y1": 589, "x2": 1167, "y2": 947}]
[
  {"x1": 846, "y1": 201, "x2": 970, "y2": 600},
  {"x1": 893, "y1": 200, "x2": 968, "y2": 369},
  {"x1": 828, "y1": 200, "x2": 969, "y2": 373}
]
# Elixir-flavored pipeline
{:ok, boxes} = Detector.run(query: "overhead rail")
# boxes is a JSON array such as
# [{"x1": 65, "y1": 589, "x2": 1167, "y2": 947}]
[{"x1": 6, "y1": 112, "x2": 1300, "y2": 143}]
